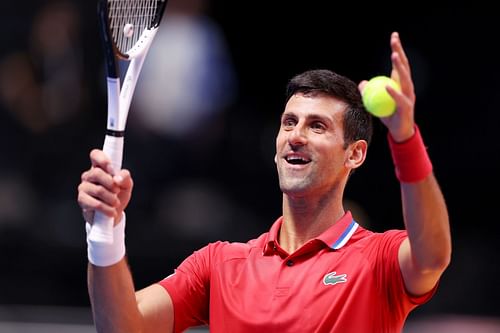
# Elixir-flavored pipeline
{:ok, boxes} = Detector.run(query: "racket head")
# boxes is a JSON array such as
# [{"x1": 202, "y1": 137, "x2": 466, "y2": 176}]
[{"x1": 99, "y1": 0, "x2": 168, "y2": 61}]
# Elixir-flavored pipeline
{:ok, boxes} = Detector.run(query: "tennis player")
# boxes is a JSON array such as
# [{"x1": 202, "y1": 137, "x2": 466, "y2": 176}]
[{"x1": 78, "y1": 31, "x2": 451, "y2": 332}]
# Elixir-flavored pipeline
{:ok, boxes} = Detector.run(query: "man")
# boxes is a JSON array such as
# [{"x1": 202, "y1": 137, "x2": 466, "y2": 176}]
[{"x1": 78, "y1": 32, "x2": 451, "y2": 332}]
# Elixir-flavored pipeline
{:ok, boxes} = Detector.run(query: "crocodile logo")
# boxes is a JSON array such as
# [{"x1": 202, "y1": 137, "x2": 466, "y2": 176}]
[{"x1": 323, "y1": 271, "x2": 347, "y2": 286}]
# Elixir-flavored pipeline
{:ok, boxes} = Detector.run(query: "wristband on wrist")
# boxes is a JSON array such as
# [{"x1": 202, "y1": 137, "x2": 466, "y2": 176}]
[
  {"x1": 86, "y1": 213, "x2": 126, "y2": 267},
  {"x1": 387, "y1": 125, "x2": 433, "y2": 183}
]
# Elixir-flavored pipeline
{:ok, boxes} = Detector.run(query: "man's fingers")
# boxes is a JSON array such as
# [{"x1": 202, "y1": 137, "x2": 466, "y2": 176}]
[
  {"x1": 77, "y1": 190, "x2": 116, "y2": 218},
  {"x1": 89, "y1": 149, "x2": 114, "y2": 174},
  {"x1": 78, "y1": 149, "x2": 131, "y2": 224},
  {"x1": 391, "y1": 52, "x2": 415, "y2": 100},
  {"x1": 81, "y1": 167, "x2": 117, "y2": 192},
  {"x1": 78, "y1": 179, "x2": 120, "y2": 207},
  {"x1": 358, "y1": 80, "x2": 368, "y2": 93},
  {"x1": 390, "y1": 32, "x2": 410, "y2": 71},
  {"x1": 114, "y1": 169, "x2": 133, "y2": 190}
]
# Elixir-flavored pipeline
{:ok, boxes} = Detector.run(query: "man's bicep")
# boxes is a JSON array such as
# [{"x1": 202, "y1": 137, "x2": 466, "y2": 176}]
[
  {"x1": 136, "y1": 284, "x2": 174, "y2": 333},
  {"x1": 398, "y1": 238, "x2": 442, "y2": 297}
]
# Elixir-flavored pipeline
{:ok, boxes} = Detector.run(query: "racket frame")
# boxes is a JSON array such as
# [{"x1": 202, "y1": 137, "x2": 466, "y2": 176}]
[{"x1": 89, "y1": 0, "x2": 167, "y2": 244}]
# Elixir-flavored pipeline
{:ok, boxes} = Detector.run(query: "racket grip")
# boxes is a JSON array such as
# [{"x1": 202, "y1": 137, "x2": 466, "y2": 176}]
[{"x1": 88, "y1": 135, "x2": 124, "y2": 244}]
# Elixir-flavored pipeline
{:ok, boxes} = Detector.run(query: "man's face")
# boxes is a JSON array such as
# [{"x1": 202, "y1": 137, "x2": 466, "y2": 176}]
[{"x1": 275, "y1": 93, "x2": 350, "y2": 197}]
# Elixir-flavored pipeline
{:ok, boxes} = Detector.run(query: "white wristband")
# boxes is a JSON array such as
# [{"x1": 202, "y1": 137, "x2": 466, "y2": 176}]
[{"x1": 86, "y1": 213, "x2": 126, "y2": 267}]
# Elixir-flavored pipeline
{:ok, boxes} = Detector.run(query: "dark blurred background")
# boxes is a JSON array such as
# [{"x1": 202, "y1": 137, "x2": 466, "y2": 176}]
[{"x1": 0, "y1": 0, "x2": 499, "y2": 331}]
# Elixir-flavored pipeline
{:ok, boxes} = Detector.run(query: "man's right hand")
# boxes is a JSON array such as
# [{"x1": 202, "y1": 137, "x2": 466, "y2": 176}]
[{"x1": 77, "y1": 149, "x2": 134, "y2": 225}]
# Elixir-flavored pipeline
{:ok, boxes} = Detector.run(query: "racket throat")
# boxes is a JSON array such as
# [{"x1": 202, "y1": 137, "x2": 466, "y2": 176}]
[{"x1": 106, "y1": 77, "x2": 123, "y2": 130}]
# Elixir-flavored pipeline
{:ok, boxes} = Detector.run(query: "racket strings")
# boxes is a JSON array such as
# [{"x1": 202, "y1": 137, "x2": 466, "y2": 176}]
[{"x1": 108, "y1": 0, "x2": 159, "y2": 54}]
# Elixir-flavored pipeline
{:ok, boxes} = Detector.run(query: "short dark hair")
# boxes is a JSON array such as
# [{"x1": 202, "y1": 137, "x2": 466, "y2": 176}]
[{"x1": 285, "y1": 69, "x2": 373, "y2": 148}]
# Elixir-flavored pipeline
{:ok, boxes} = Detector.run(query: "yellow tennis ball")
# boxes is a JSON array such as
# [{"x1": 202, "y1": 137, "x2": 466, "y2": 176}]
[{"x1": 362, "y1": 76, "x2": 400, "y2": 117}]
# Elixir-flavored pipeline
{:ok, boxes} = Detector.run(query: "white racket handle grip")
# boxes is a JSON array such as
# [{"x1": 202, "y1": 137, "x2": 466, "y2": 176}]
[{"x1": 88, "y1": 135, "x2": 124, "y2": 244}]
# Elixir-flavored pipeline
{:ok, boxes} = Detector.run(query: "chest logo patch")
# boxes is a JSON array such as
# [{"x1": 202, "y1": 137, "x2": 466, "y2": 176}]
[{"x1": 323, "y1": 271, "x2": 347, "y2": 286}]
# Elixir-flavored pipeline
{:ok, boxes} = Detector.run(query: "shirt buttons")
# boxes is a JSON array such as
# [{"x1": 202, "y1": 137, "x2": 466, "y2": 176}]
[{"x1": 286, "y1": 260, "x2": 294, "y2": 267}]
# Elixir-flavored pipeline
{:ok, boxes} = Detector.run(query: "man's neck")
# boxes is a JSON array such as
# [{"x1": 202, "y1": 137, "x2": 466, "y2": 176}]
[{"x1": 279, "y1": 191, "x2": 345, "y2": 254}]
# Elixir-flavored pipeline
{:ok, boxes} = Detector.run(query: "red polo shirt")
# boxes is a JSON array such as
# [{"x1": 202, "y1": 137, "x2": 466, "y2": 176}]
[{"x1": 159, "y1": 211, "x2": 436, "y2": 332}]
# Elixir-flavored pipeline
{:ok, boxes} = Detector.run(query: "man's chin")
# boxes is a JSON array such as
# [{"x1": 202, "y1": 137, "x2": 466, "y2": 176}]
[{"x1": 279, "y1": 181, "x2": 312, "y2": 196}]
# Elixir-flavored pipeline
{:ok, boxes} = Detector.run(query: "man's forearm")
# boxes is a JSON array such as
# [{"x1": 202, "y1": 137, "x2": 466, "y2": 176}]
[
  {"x1": 88, "y1": 260, "x2": 144, "y2": 333},
  {"x1": 401, "y1": 174, "x2": 452, "y2": 271}
]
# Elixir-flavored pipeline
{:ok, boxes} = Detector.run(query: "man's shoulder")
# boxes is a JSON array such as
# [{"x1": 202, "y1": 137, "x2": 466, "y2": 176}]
[{"x1": 350, "y1": 225, "x2": 407, "y2": 245}]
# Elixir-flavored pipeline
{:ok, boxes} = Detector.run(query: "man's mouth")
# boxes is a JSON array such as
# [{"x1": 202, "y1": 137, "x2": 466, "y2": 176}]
[{"x1": 285, "y1": 154, "x2": 311, "y2": 165}]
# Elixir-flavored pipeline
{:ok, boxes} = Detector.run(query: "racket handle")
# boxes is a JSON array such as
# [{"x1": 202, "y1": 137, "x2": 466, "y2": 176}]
[{"x1": 88, "y1": 135, "x2": 124, "y2": 244}]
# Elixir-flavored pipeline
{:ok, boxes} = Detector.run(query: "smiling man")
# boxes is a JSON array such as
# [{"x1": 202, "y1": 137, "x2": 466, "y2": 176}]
[{"x1": 78, "y1": 32, "x2": 451, "y2": 333}]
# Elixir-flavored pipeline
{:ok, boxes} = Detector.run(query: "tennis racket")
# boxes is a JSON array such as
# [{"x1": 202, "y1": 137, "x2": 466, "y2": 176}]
[{"x1": 89, "y1": 0, "x2": 168, "y2": 244}]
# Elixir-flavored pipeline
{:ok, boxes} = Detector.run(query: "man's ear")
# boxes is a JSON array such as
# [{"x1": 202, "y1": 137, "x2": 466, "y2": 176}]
[
  {"x1": 345, "y1": 140, "x2": 368, "y2": 170},
  {"x1": 274, "y1": 154, "x2": 278, "y2": 164}
]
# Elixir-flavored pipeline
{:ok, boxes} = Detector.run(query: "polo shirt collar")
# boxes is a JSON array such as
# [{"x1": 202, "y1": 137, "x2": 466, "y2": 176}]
[
  {"x1": 320, "y1": 211, "x2": 359, "y2": 250},
  {"x1": 263, "y1": 211, "x2": 359, "y2": 255}
]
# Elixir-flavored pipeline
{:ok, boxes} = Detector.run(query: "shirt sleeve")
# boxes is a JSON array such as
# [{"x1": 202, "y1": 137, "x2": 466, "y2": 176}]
[
  {"x1": 158, "y1": 243, "x2": 215, "y2": 333},
  {"x1": 376, "y1": 230, "x2": 438, "y2": 317}
]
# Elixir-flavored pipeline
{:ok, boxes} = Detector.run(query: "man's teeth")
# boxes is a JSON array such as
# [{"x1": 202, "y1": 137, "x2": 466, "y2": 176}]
[{"x1": 286, "y1": 156, "x2": 309, "y2": 164}]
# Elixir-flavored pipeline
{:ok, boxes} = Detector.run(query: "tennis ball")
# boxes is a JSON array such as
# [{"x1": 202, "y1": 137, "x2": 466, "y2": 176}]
[{"x1": 362, "y1": 76, "x2": 400, "y2": 117}]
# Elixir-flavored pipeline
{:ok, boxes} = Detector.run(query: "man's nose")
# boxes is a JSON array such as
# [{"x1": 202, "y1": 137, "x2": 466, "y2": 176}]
[{"x1": 288, "y1": 124, "x2": 308, "y2": 146}]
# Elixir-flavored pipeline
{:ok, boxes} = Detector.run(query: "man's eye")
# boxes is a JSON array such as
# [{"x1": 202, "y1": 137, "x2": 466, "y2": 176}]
[
  {"x1": 283, "y1": 119, "x2": 296, "y2": 128},
  {"x1": 311, "y1": 122, "x2": 326, "y2": 131}
]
